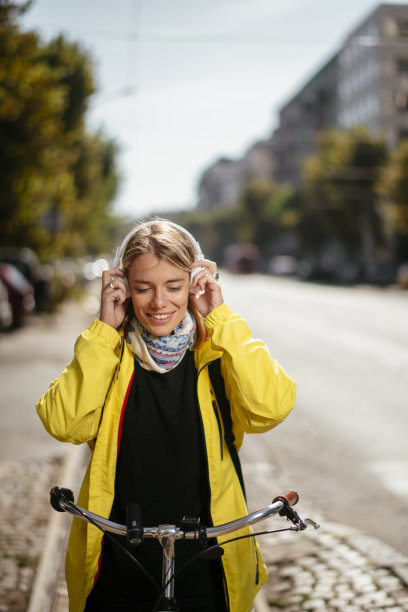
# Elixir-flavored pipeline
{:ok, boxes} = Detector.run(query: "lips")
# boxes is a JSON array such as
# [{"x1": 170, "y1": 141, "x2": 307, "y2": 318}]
[{"x1": 147, "y1": 312, "x2": 175, "y2": 323}]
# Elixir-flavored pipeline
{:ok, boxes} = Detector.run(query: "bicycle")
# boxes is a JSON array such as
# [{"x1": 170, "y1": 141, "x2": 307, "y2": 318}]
[{"x1": 50, "y1": 486, "x2": 320, "y2": 612}]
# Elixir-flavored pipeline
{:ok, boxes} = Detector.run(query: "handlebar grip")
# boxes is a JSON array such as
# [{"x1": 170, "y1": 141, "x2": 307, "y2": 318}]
[
  {"x1": 50, "y1": 486, "x2": 74, "y2": 512},
  {"x1": 273, "y1": 490, "x2": 299, "y2": 507}
]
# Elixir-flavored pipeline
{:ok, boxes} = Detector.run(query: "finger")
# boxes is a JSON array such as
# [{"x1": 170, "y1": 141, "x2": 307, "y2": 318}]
[
  {"x1": 191, "y1": 271, "x2": 219, "y2": 296},
  {"x1": 103, "y1": 280, "x2": 127, "y2": 298},
  {"x1": 103, "y1": 269, "x2": 127, "y2": 290},
  {"x1": 191, "y1": 262, "x2": 218, "y2": 283},
  {"x1": 102, "y1": 268, "x2": 126, "y2": 283},
  {"x1": 206, "y1": 263, "x2": 219, "y2": 280}
]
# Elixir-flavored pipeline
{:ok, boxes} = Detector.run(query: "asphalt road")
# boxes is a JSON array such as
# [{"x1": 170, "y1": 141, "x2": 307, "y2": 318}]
[
  {"x1": 1, "y1": 273, "x2": 407, "y2": 555},
  {"x1": 221, "y1": 273, "x2": 408, "y2": 556}
]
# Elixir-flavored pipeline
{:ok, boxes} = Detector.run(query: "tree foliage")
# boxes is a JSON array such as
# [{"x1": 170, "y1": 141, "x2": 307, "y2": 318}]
[
  {"x1": 377, "y1": 140, "x2": 408, "y2": 260},
  {"x1": 0, "y1": 1, "x2": 120, "y2": 260},
  {"x1": 300, "y1": 127, "x2": 388, "y2": 262},
  {"x1": 172, "y1": 180, "x2": 298, "y2": 266}
]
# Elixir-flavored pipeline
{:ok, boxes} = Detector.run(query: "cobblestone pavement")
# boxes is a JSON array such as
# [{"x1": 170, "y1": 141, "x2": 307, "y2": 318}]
[
  {"x1": 0, "y1": 453, "x2": 64, "y2": 612},
  {"x1": 1, "y1": 453, "x2": 408, "y2": 611},
  {"x1": 258, "y1": 517, "x2": 408, "y2": 611}
]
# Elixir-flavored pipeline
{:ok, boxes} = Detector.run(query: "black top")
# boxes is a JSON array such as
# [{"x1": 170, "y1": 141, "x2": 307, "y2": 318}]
[{"x1": 85, "y1": 352, "x2": 226, "y2": 611}]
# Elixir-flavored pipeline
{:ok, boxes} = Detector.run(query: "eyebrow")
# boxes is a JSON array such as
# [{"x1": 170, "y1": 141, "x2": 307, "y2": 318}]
[{"x1": 131, "y1": 277, "x2": 187, "y2": 285}]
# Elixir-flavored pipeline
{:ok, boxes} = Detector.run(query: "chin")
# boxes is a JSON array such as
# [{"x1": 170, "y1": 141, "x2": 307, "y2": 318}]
[{"x1": 144, "y1": 318, "x2": 177, "y2": 336}]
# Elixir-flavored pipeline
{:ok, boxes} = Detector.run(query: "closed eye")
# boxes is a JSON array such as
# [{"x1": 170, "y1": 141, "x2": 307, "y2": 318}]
[{"x1": 134, "y1": 287, "x2": 150, "y2": 293}]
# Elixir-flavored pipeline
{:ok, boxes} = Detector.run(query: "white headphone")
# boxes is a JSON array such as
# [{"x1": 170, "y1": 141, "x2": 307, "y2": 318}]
[{"x1": 113, "y1": 220, "x2": 205, "y2": 291}]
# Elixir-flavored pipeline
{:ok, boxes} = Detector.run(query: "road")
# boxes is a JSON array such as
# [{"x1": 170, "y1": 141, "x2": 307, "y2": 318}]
[
  {"x1": 221, "y1": 273, "x2": 408, "y2": 555},
  {"x1": 0, "y1": 274, "x2": 407, "y2": 555}
]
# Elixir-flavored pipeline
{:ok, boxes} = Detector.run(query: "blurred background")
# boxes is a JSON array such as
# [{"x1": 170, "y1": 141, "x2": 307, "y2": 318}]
[
  {"x1": 0, "y1": 0, "x2": 407, "y2": 609},
  {"x1": 1, "y1": 0, "x2": 408, "y2": 299}
]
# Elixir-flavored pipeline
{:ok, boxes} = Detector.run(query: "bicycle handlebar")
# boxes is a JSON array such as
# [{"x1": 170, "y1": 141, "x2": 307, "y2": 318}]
[
  {"x1": 50, "y1": 486, "x2": 319, "y2": 544},
  {"x1": 49, "y1": 486, "x2": 319, "y2": 612}
]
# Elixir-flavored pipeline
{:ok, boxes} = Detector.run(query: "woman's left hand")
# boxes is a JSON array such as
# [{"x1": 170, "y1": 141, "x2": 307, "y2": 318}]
[{"x1": 190, "y1": 259, "x2": 224, "y2": 318}]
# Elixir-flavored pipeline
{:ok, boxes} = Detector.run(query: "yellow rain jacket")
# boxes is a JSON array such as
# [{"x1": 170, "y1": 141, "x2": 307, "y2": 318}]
[{"x1": 37, "y1": 304, "x2": 296, "y2": 612}]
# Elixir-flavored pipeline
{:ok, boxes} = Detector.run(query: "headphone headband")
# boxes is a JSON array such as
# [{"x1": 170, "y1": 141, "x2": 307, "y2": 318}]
[{"x1": 114, "y1": 220, "x2": 204, "y2": 269}]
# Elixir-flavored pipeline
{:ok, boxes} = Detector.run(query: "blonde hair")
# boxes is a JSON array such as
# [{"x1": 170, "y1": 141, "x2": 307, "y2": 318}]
[{"x1": 121, "y1": 218, "x2": 206, "y2": 347}]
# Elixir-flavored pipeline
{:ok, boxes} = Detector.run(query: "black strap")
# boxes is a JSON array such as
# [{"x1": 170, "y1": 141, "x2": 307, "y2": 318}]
[{"x1": 208, "y1": 359, "x2": 246, "y2": 500}]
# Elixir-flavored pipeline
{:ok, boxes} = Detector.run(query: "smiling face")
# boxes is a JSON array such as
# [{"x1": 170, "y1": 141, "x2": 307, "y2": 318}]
[{"x1": 127, "y1": 252, "x2": 190, "y2": 336}]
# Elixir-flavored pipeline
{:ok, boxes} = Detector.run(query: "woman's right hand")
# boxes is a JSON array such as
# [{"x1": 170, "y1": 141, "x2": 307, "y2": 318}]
[{"x1": 99, "y1": 268, "x2": 129, "y2": 329}]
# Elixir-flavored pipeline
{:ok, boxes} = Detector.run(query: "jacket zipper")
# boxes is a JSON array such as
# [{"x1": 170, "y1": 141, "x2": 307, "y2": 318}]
[{"x1": 212, "y1": 400, "x2": 224, "y2": 460}]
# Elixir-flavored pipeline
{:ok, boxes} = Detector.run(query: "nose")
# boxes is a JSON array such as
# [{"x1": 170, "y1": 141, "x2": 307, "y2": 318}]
[{"x1": 151, "y1": 288, "x2": 166, "y2": 309}]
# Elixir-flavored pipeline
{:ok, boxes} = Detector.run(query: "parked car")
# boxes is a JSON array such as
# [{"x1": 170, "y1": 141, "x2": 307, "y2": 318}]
[
  {"x1": 0, "y1": 247, "x2": 54, "y2": 312},
  {"x1": 0, "y1": 278, "x2": 13, "y2": 331},
  {"x1": 0, "y1": 263, "x2": 35, "y2": 329},
  {"x1": 223, "y1": 243, "x2": 260, "y2": 274},
  {"x1": 268, "y1": 255, "x2": 298, "y2": 277}
]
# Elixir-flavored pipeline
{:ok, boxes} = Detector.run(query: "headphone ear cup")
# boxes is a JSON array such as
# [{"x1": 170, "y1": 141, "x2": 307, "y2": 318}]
[{"x1": 190, "y1": 263, "x2": 205, "y2": 293}]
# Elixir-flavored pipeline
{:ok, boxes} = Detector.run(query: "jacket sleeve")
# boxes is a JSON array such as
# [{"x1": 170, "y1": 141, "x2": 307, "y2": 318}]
[
  {"x1": 36, "y1": 320, "x2": 122, "y2": 444},
  {"x1": 204, "y1": 303, "x2": 296, "y2": 434}
]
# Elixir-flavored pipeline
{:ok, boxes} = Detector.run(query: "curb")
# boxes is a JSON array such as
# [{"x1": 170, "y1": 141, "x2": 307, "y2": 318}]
[
  {"x1": 254, "y1": 587, "x2": 271, "y2": 612},
  {"x1": 27, "y1": 444, "x2": 87, "y2": 612}
]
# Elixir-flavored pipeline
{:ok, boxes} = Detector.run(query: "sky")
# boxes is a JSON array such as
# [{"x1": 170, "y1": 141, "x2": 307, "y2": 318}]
[{"x1": 20, "y1": 0, "x2": 407, "y2": 219}]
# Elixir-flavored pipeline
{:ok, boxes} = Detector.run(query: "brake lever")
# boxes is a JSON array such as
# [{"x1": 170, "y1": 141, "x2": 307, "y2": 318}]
[
  {"x1": 273, "y1": 496, "x2": 320, "y2": 531},
  {"x1": 304, "y1": 518, "x2": 320, "y2": 529}
]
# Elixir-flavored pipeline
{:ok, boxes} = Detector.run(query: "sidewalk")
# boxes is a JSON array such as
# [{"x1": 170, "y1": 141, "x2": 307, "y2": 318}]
[
  {"x1": 256, "y1": 518, "x2": 408, "y2": 611},
  {"x1": 2, "y1": 450, "x2": 407, "y2": 612},
  {"x1": 0, "y1": 452, "x2": 65, "y2": 612}
]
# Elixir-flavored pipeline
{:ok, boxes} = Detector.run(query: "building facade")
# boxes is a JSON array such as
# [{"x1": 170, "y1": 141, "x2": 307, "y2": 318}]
[
  {"x1": 272, "y1": 54, "x2": 339, "y2": 187},
  {"x1": 197, "y1": 139, "x2": 275, "y2": 210},
  {"x1": 272, "y1": 3, "x2": 408, "y2": 185},
  {"x1": 197, "y1": 157, "x2": 245, "y2": 210},
  {"x1": 197, "y1": 4, "x2": 408, "y2": 209}
]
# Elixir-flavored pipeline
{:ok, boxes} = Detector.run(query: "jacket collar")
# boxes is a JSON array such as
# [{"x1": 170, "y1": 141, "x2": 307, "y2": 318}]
[{"x1": 194, "y1": 337, "x2": 222, "y2": 372}]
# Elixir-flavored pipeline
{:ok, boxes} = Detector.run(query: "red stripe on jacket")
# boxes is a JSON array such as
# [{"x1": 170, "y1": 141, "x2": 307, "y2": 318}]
[{"x1": 92, "y1": 370, "x2": 135, "y2": 589}]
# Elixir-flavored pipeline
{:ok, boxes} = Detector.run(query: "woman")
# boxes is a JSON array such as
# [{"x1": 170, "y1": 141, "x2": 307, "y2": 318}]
[{"x1": 37, "y1": 219, "x2": 296, "y2": 612}]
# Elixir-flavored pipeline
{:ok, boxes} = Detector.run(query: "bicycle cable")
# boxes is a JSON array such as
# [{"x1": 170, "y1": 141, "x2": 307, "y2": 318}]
[
  {"x1": 58, "y1": 492, "x2": 299, "y2": 599},
  {"x1": 59, "y1": 493, "x2": 161, "y2": 593},
  {"x1": 166, "y1": 526, "x2": 296, "y2": 592}
]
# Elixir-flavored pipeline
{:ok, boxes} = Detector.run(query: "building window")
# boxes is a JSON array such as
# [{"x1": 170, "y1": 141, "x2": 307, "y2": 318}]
[
  {"x1": 398, "y1": 58, "x2": 408, "y2": 75},
  {"x1": 397, "y1": 59, "x2": 408, "y2": 77},
  {"x1": 395, "y1": 91, "x2": 408, "y2": 111},
  {"x1": 398, "y1": 20, "x2": 408, "y2": 37}
]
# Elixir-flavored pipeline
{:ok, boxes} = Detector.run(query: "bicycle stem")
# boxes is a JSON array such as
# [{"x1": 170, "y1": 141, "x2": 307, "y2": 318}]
[{"x1": 158, "y1": 526, "x2": 177, "y2": 601}]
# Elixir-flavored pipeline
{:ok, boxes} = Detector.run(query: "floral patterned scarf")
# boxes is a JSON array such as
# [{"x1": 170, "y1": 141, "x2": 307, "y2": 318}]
[{"x1": 125, "y1": 311, "x2": 196, "y2": 373}]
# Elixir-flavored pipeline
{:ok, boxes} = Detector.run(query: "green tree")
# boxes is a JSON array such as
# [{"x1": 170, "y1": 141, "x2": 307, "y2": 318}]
[
  {"x1": 377, "y1": 139, "x2": 408, "y2": 261},
  {"x1": 0, "y1": 1, "x2": 120, "y2": 259},
  {"x1": 238, "y1": 179, "x2": 298, "y2": 251},
  {"x1": 301, "y1": 127, "x2": 388, "y2": 264},
  {"x1": 172, "y1": 179, "x2": 299, "y2": 267}
]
